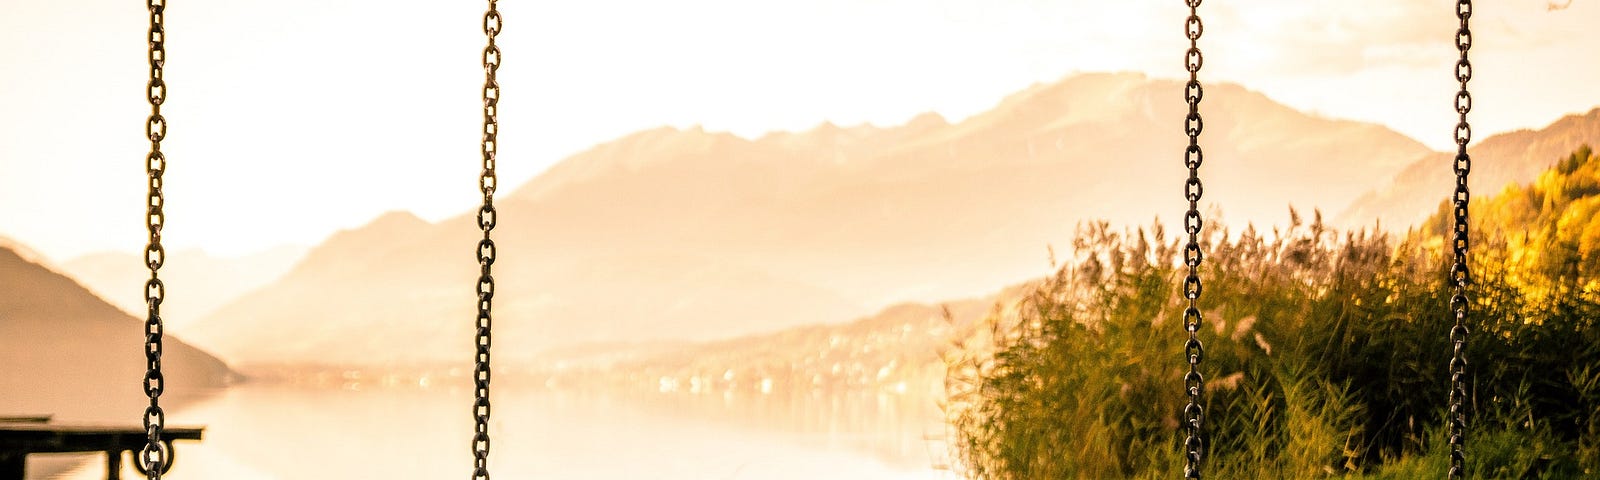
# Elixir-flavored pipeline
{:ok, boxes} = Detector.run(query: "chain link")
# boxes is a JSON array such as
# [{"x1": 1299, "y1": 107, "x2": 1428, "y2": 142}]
[
  {"x1": 1180, "y1": 1, "x2": 1207, "y2": 478},
  {"x1": 140, "y1": 0, "x2": 170, "y2": 478},
  {"x1": 1447, "y1": 1, "x2": 1473, "y2": 479},
  {"x1": 472, "y1": 1, "x2": 501, "y2": 479}
]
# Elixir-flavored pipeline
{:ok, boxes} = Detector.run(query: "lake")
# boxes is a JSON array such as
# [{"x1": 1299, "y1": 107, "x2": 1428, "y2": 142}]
[{"x1": 38, "y1": 381, "x2": 955, "y2": 479}]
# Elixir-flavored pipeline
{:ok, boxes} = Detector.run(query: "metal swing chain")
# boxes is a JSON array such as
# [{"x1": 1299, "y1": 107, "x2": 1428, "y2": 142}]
[
  {"x1": 1447, "y1": 1, "x2": 1473, "y2": 479},
  {"x1": 141, "y1": 0, "x2": 171, "y2": 477},
  {"x1": 472, "y1": 1, "x2": 502, "y2": 479},
  {"x1": 1180, "y1": 1, "x2": 1207, "y2": 478}
]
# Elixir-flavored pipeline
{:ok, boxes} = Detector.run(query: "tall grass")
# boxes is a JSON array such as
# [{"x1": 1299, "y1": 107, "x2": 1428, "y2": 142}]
[{"x1": 944, "y1": 206, "x2": 1600, "y2": 478}]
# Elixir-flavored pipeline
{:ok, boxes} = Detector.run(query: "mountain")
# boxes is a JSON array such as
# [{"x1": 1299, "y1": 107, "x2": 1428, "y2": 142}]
[
  {"x1": 535, "y1": 280, "x2": 1044, "y2": 419},
  {"x1": 192, "y1": 72, "x2": 1435, "y2": 367},
  {"x1": 1340, "y1": 107, "x2": 1600, "y2": 230},
  {"x1": 190, "y1": 211, "x2": 869, "y2": 367},
  {"x1": 565, "y1": 287, "x2": 1018, "y2": 396},
  {"x1": 0, "y1": 235, "x2": 49, "y2": 266},
  {"x1": 0, "y1": 245, "x2": 232, "y2": 423},
  {"x1": 509, "y1": 72, "x2": 1431, "y2": 302},
  {"x1": 1412, "y1": 145, "x2": 1600, "y2": 288},
  {"x1": 59, "y1": 244, "x2": 308, "y2": 330}
]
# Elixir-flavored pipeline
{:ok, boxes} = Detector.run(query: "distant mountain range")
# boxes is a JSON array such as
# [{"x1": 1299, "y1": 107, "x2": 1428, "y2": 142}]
[
  {"x1": 0, "y1": 245, "x2": 232, "y2": 423},
  {"x1": 5, "y1": 72, "x2": 1596, "y2": 479},
  {"x1": 59, "y1": 245, "x2": 307, "y2": 329},
  {"x1": 574, "y1": 141, "x2": 1600, "y2": 406},
  {"x1": 182, "y1": 72, "x2": 1451, "y2": 367},
  {"x1": 1339, "y1": 108, "x2": 1600, "y2": 230},
  {"x1": 559, "y1": 287, "x2": 1020, "y2": 396}
]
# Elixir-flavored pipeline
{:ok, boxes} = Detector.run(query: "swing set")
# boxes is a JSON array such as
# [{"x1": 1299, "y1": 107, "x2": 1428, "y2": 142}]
[{"x1": 3, "y1": 1, "x2": 1486, "y2": 479}]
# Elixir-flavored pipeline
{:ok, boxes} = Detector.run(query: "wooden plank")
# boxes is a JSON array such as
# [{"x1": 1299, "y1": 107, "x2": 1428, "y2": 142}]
[
  {"x1": 0, "y1": 425, "x2": 204, "y2": 480},
  {"x1": 106, "y1": 449, "x2": 124, "y2": 480},
  {"x1": 0, "y1": 425, "x2": 203, "y2": 454},
  {"x1": 0, "y1": 454, "x2": 22, "y2": 480}
]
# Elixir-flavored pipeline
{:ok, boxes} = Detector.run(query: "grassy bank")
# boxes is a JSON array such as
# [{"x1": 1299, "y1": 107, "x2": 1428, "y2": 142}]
[{"x1": 944, "y1": 147, "x2": 1600, "y2": 478}]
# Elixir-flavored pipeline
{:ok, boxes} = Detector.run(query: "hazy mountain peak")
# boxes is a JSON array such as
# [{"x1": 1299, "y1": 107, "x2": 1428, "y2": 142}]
[
  {"x1": 196, "y1": 71, "x2": 1449, "y2": 368},
  {"x1": 59, "y1": 244, "x2": 310, "y2": 328},
  {"x1": 629, "y1": 125, "x2": 746, "y2": 155},
  {"x1": 0, "y1": 246, "x2": 117, "y2": 320},
  {"x1": 905, "y1": 111, "x2": 949, "y2": 129},
  {"x1": 321, "y1": 211, "x2": 431, "y2": 254},
  {"x1": 366, "y1": 210, "x2": 429, "y2": 231},
  {"x1": 280, "y1": 210, "x2": 432, "y2": 279},
  {"x1": 1, "y1": 243, "x2": 231, "y2": 423},
  {"x1": 810, "y1": 120, "x2": 842, "y2": 134},
  {"x1": 524, "y1": 71, "x2": 1288, "y2": 204},
  {"x1": 1339, "y1": 106, "x2": 1600, "y2": 230},
  {"x1": 991, "y1": 72, "x2": 1152, "y2": 116},
  {"x1": 749, "y1": 120, "x2": 868, "y2": 148},
  {"x1": 0, "y1": 235, "x2": 50, "y2": 267}
]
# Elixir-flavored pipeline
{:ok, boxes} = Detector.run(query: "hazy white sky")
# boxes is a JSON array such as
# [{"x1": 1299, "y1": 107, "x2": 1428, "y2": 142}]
[{"x1": 2, "y1": 0, "x2": 1597, "y2": 260}]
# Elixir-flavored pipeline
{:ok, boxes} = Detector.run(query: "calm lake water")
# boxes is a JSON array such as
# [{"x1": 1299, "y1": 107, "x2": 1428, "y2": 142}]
[{"x1": 40, "y1": 382, "x2": 954, "y2": 479}]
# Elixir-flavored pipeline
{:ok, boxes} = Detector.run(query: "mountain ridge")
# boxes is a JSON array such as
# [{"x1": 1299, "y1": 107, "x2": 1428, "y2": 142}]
[
  {"x1": 191, "y1": 71, "x2": 1441, "y2": 367},
  {"x1": 60, "y1": 244, "x2": 308, "y2": 329},
  {"x1": 0, "y1": 244, "x2": 232, "y2": 423},
  {"x1": 1340, "y1": 107, "x2": 1600, "y2": 230}
]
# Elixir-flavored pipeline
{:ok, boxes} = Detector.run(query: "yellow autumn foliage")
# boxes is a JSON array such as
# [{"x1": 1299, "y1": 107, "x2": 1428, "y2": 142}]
[{"x1": 1421, "y1": 144, "x2": 1600, "y2": 299}]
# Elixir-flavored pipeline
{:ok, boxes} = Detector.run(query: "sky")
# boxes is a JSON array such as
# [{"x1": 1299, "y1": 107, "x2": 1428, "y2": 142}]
[{"x1": 1, "y1": 0, "x2": 1597, "y2": 261}]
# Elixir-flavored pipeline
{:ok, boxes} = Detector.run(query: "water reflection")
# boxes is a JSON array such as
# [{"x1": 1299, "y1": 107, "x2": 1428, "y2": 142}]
[{"x1": 46, "y1": 381, "x2": 950, "y2": 480}]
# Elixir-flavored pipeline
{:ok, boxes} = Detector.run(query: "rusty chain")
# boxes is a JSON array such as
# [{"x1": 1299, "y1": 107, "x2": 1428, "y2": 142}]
[
  {"x1": 1447, "y1": 1, "x2": 1473, "y2": 478},
  {"x1": 472, "y1": 1, "x2": 501, "y2": 479},
  {"x1": 139, "y1": 0, "x2": 170, "y2": 477},
  {"x1": 1180, "y1": 0, "x2": 1207, "y2": 478}
]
